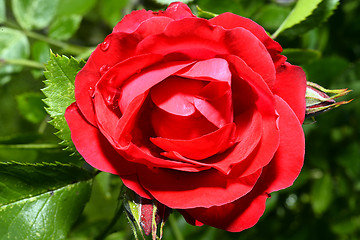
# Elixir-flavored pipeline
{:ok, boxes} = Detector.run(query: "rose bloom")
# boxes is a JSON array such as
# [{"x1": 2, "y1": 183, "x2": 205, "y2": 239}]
[{"x1": 65, "y1": 2, "x2": 306, "y2": 232}]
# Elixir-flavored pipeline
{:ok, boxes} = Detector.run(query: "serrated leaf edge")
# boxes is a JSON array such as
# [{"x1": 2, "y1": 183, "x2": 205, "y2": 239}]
[
  {"x1": 41, "y1": 51, "x2": 84, "y2": 154},
  {"x1": 272, "y1": 0, "x2": 339, "y2": 38}
]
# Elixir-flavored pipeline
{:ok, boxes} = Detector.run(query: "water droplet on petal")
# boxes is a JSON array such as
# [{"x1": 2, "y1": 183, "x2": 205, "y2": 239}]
[
  {"x1": 89, "y1": 86, "x2": 95, "y2": 97},
  {"x1": 99, "y1": 64, "x2": 110, "y2": 75},
  {"x1": 106, "y1": 95, "x2": 112, "y2": 105},
  {"x1": 100, "y1": 38, "x2": 110, "y2": 51}
]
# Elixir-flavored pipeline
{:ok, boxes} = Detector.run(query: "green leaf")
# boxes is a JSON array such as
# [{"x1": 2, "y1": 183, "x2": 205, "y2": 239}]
[
  {"x1": 42, "y1": 52, "x2": 85, "y2": 152},
  {"x1": 11, "y1": 0, "x2": 59, "y2": 30},
  {"x1": 282, "y1": 48, "x2": 321, "y2": 65},
  {"x1": 272, "y1": 0, "x2": 340, "y2": 38},
  {"x1": 0, "y1": 162, "x2": 93, "y2": 240},
  {"x1": 56, "y1": 0, "x2": 97, "y2": 16},
  {"x1": 0, "y1": 0, "x2": 5, "y2": 23},
  {"x1": 0, "y1": 27, "x2": 30, "y2": 75},
  {"x1": 49, "y1": 15, "x2": 82, "y2": 41},
  {"x1": 16, "y1": 92, "x2": 47, "y2": 124},
  {"x1": 310, "y1": 172, "x2": 333, "y2": 215},
  {"x1": 253, "y1": 4, "x2": 291, "y2": 32},
  {"x1": 100, "y1": 0, "x2": 128, "y2": 28},
  {"x1": 31, "y1": 41, "x2": 50, "y2": 64}
]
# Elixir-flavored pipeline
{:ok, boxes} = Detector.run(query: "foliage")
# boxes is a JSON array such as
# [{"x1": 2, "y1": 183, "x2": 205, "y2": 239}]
[{"x1": 0, "y1": 0, "x2": 359, "y2": 239}]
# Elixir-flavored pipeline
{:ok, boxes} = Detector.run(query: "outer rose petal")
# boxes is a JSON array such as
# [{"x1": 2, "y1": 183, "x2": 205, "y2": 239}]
[
  {"x1": 137, "y1": 18, "x2": 276, "y2": 86},
  {"x1": 181, "y1": 190, "x2": 268, "y2": 232},
  {"x1": 137, "y1": 166, "x2": 262, "y2": 209},
  {"x1": 181, "y1": 97, "x2": 305, "y2": 232},
  {"x1": 273, "y1": 62, "x2": 307, "y2": 123},
  {"x1": 64, "y1": 103, "x2": 136, "y2": 176},
  {"x1": 209, "y1": 12, "x2": 284, "y2": 67},
  {"x1": 113, "y1": 9, "x2": 156, "y2": 33},
  {"x1": 75, "y1": 33, "x2": 140, "y2": 125},
  {"x1": 259, "y1": 96, "x2": 305, "y2": 193},
  {"x1": 112, "y1": 2, "x2": 194, "y2": 34},
  {"x1": 159, "y1": 2, "x2": 195, "y2": 20}
]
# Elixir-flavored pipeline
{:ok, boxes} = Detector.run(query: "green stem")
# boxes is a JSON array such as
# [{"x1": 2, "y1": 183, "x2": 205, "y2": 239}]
[
  {"x1": 0, "y1": 58, "x2": 44, "y2": 69},
  {"x1": 4, "y1": 21, "x2": 92, "y2": 56},
  {"x1": 168, "y1": 214, "x2": 184, "y2": 240},
  {"x1": 0, "y1": 143, "x2": 60, "y2": 149},
  {"x1": 23, "y1": 30, "x2": 89, "y2": 55}
]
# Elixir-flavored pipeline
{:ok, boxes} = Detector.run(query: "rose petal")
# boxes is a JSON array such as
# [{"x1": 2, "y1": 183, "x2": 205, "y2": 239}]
[
  {"x1": 119, "y1": 61, "x2": 194, "y2": 113},
  {"x1": 160, "y1": 109, "x2": 263, "y2": 176},
  {"x1": 198, "y1": 81, "x2": 230, "y2": 100},
  {"x1": 138, "y1": 166, "x2": 262, "y2": 209},
  {"x1": 135, "y1": 17, "x2": 174, "y2": 38},
  {"x1": 151, "y1": 107, "x2": 218, "y2": 140},
  {"x1": 181, "y1": 188, "x2": 268, "y2": 232},
  {"x1": 137, "y1": 17, "x2": 276, "y2": 82},
  {"x1": 150, "y1": 76, "x2": 205, "y2": 116},
  {"x1": 226, "y1": 55, "x2": 275, "y2": 116},
  {"x1": 206, "y1": 108, "x2": 275, "y2": 176},
  {"x1": 113, "y1": 2, "x2": 194, "y2": 34},
  {"x1": 96, "y1": 53, "x2": 163, "y2": 110},
  {"x1": 176, "y1": 58, "x2": 231, "y2": 84},
  {"x1": 64, "y1": 103, "x2": 136, "y2": 176},
  {"x1": 113, "y1": 9, "x2": 157, "y2": 33},
  {"x1": 159, "y1": 2, "x2": 195, "y2": 20},
  {"x1": 121, "y1": 174, "x2": 153, "y2": 199},
  {"x1": 99, "y1": 93, "x2": 208, "y2": 172},
  {"x1": 194, "y1": 89, "x2": 233, "y2": 128},
  {"x1": 273, "y1": 62, "x2": 307, "y2": 123},
  {"x1": 150, "y1": 123, "x2": 235, "y2": 160},
  {"x1": 183, "y1": 96, "x2": 304, "y2": 231},
  {"x1": 209, "y1": 12, "x2": 283, "y2": 63},
  {"x1": 75, "y1": 33, "x2": 142, "y2": 125},
  {"x1": 259, "y1": 96, "x2": 305, "y2": 192}
]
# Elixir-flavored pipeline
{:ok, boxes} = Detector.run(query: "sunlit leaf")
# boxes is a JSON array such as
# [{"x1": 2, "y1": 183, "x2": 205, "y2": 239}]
[
  {"x1": 11, "y1": 0, "x2": 60, "y2": 30},
  {"x1": 272, "y1": 0, "x2": 340, "y2": 38},
  {"x1": 0, "y1": 27, "x2": 30, "y2": 75},
  {"x1": 49, "y1": 15, "x2": 82, "y2": 41},
  {"x1": 0, "y1": 162, "x2": 93, "y2": 239}
]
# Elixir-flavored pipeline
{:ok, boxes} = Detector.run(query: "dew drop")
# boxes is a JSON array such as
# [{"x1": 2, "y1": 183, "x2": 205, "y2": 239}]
[
  {"x1": 106, "y1": 95, "x2": 112, "y2": 105},
  {"x1": 99, "y1": 64, "x2": 110, "y2": 75},
  {"x1": 89, "y1": 86, "x2": 95, "y2": 97},
  {"x1": 100, "y1": 38, "x2": 110, "y2": 51}
]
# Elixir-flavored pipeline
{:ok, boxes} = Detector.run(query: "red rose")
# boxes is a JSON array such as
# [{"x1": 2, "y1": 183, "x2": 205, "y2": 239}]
[{"x1": 65, "y1": 2, "x2": 306, "y2": 232}]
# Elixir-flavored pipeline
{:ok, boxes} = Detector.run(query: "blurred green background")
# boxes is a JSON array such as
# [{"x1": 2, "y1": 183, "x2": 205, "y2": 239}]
[{"x1": 0, "y1": 0, "x2": 359, "y2": 239}]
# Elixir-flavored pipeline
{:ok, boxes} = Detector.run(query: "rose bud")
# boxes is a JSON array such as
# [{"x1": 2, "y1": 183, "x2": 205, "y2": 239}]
[
  {"x1": 124, "y1": 189, "x2": 169, "y2": 239},
  {"x1": 306, "y1": 81, "x2": 351, "y2": 118},
  {"x1": 65, "y1": 2, "x2": 307, "y2": 232}
]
